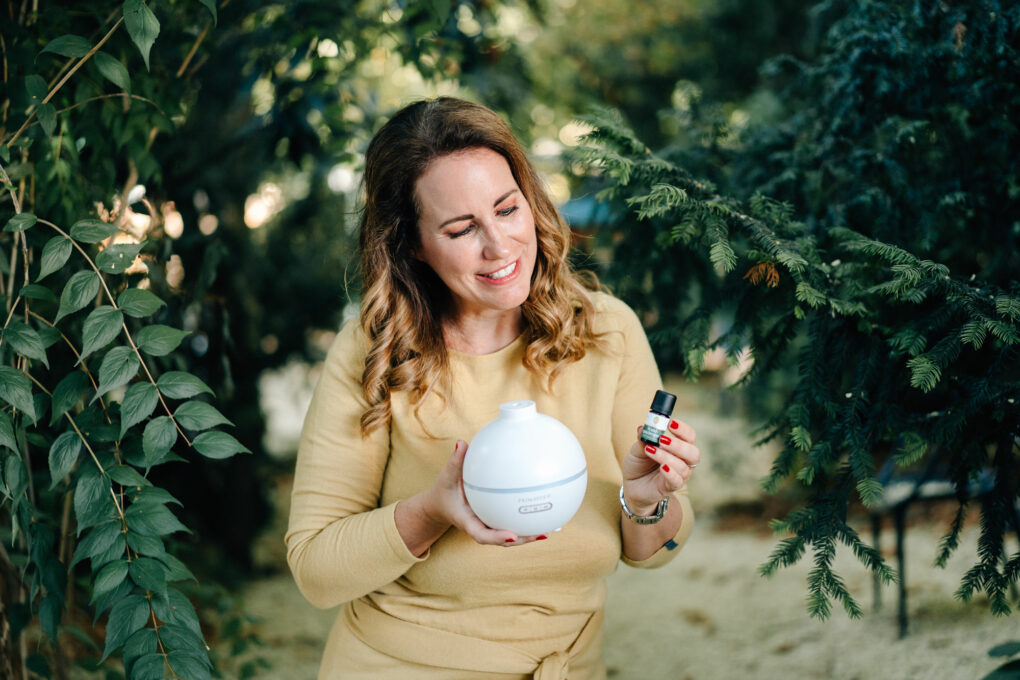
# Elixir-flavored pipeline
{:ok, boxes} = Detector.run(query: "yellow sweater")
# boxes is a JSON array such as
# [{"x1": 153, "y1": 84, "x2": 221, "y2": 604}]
[{"x1": 286, "y1": 292, "x2": 695, "y2": 679}]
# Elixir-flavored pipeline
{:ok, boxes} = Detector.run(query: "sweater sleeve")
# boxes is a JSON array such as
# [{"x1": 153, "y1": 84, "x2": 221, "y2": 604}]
[
  {"x1": 603, "y1": 296, "x2": 696, "y2": 569},
  {"x1": 285, "y1": 321, "x2": 426, "y2": 609}
]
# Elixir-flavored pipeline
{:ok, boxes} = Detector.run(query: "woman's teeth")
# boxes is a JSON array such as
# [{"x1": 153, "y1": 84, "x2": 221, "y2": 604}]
[{"x1": 483, "y1": 261, "x2": 516, "y2": 279}]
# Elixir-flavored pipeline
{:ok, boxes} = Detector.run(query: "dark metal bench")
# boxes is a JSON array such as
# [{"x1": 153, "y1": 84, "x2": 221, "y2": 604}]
[{"x1": 869, "y1": 449, "x2": 1007, "y2": 637}]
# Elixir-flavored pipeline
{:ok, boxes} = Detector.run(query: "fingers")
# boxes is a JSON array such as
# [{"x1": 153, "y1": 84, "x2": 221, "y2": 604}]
[
  {"x1": 642, "y1": 430, "x2": 701, "y2": 485},
  {"x1": 448, "y1": 439, "x2": 468, "y2": 468},
  {"x1": 668, "y1": 418, "x2": 696, "y2": 445}
]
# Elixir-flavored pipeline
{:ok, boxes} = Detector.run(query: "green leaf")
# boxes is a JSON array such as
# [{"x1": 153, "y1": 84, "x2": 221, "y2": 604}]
[
  {"x1": 995, "y1": 295, "x2": 1020, "y2": 321},
  {"x1": 17, "y1": 283, "x2": 58, "y2": 303},
  {"x1": 108, "y1": 464, "x2": 149, "y2": 488},
  {"x1": 50, "y1": 371, "x2": 90, "y2": 424},
  {"x1": 192, "y1": 430, "x2": 249, "y2": 459},
  {"x1": 125, "y1": 500, "x2": 189, "y2": 537},
  {"x1": 70, "y1": 219, "x2": 119, "y2": 243},
  {"x1": 130, "y1": 485, "x2": 181, "y2": 507},
  {"x1": 960, "y1": 320, "x2": 987, "y2": 349},
  {"x1": 36, "y1": 325, "x2": 61, "y2": 348},
  {"x1": 25, "y1": 74, "x2": 48, "y2": 100},
  {"x1": 96, "y1": 243, "x2": 142, "y2": 274},
  {"x1": 93, "y1": 579, "x2": 133, "y2": 620},
  {"x1": 55, "y1": 270, "x2": 101, "y2": 324},
  {"x1": 129, "y1": 556, "x2": 167, "y2": 594},
  {"x1": 4, "y1": 213, "x2": 37, "y2": 232},
  {"x1": 120, "y1": 382, "x2": 159, "y2": 438},
  {"x1": 131, "y1": 653, "x2": 166, "y2": 679},
  {"x1": 794, "y1": 282, "x2": 827, "y2": 308},
  {"x1": 37, "y1": 236, "x2": 73, "y2": 282},
  {"x1": 70, "y1": 520, "x2": 122, "y2": 568},
  {"x1": 101, "y1": 594, "x2": 150, "y2": 662},
  {"x1": 3, "y1": 321, "x2": 49, "y2": 367},
  {"x1": 135, "y1": 325, "x2": 189, "y2": 357},
  {"x1": 74, "y1": 464, "x2": 114, "y2": 534},
  {"x1": 80, "y1": 306, "x2": 124, "y2": 360},
  {"x1": 118, "y1": 288, "x2": 166, "y2": 318},
  {"x1": 197, "y1": 0, "x2": 217, "y2": 23},
  {"x1": 165, "y1": 651, "x2": 211, "y2": 680},
  {"x1": 142, "y1": 416, "x2": 177, "y2": 464},
  {"x1": 123, "y1": 628, "x2": 159, "y2": 674},
  {"x1": 92, "y1": 560, "x2": 129, "y2": 601},
  {"x1": 0, "y1": 366, "x2": 36, "y2": 421},
  {"x1": 790, "y1": 426, "x2": 812, "y2": 452},
  {"x1": 93, "y1": 347, "x2": 140, "y2": 403},
  {"x1": 709, "y1": 238, "x2": 737, "y2": 274},
  {"x1": 856, "y1": 478, "x2": 884, "y2": 508},
  {"x1": 156, "y1": 371, "x2": 212, "y2": 399},
  {"x1": 0, "y1": 410, "x2": 17, "y2": 451},
  {"x1": 93, "y1": 51, "x2": 131, "y2": 93},
  {"x1": 40, "y1": 34, "x2": 92, "y2": 58},
  {"x1": 37, "y1": 102, "x2": 57, "y2": 137},
  {"x1": 92, "y1": 535, "x2": 127, "y2": 573},
  {"x1": 126, "y1": 531, "x2": 166, "y2": 560},
  {"x1": 5, "y1": 455, "x2": 28, "y2": 499},
  {"x1": 40, "y1": 593, "x2": 62, "y2": 642},
  {"x1": 48, "y1": 431, "x2": 82, "y2": 488},
  {"x1": 123, "y1": 0, "x2": 160, "y2": 71},
  {"x1": 907, "y1": 355, "x2": 941, "y2": 393},
  {"x1": 893, "y1": 432, "x2": 928, "y2": 466},
  {"x1": 161, "y1": 625, "x2": 211, "y2": 664},
  {"x1": 174, "y1": 401, "x2": 231, "y2": 431},
  {"x1": 164, "y1": 588, "x2": 202, "y2": 637}
]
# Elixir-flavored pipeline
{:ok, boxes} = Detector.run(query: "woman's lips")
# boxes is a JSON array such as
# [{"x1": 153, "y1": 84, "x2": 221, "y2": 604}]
[{"x1": 478, "y1": 259, "x2": 520, "y2": 284}]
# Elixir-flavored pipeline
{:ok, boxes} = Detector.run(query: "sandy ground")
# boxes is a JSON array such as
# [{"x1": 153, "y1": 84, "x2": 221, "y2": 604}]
[{"x1": 223, "y1": 380, "x2": 1019, "y2": 680}]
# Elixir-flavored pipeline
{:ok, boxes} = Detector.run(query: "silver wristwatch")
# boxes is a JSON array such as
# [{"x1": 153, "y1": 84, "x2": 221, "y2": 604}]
[{"x1": 619, "y1": 485, "x2": 669, "y2": 524}]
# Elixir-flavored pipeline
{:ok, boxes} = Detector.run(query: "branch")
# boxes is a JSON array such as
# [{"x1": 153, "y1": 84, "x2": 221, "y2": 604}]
[
  {"x1": 4, "y1": 17, "x2": 125, "y2": 148},
  {"x1": 36, "y1": 218, "x2": 192, "y2": 447}
]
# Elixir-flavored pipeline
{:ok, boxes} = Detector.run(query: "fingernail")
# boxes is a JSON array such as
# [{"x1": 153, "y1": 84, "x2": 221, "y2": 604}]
[
  {"x1": 662, "y1": 464, "x2": 670, "y2": 473},
  {"x1": 659, "y1": 435, "x2": 672, "y2": 446},
  {"x1": 537, "y1": 535, "x2": 548, "y2": 540},
  {"x1": 670, "y1": 420, "x2": 679, "y2": 430},
  {"x1": 645, "y1": 444, "x2": 657, "y2": 454},
  {"x1": 505, "y1": 538, "x2": 515, "y2": 543}
]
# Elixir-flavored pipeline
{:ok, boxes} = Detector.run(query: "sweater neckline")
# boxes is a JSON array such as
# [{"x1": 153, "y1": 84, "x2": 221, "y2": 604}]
[{"x1": 448, "y1": 332, "x2": 525, "y2": 362}]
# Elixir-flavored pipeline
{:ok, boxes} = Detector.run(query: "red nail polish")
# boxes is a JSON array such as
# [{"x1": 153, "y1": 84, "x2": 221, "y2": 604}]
[
  {"x1": 645, "y1": 444, "x2": 656, "y2": 454},
  {"x1": 505, "y1": 538, "x2": 515, "y2": 543},
  {"x1": 659, "y1": 435, "x2": 672, "y2": 446},
  {"x1": 670, "y1": 420, "x2": 679, "y2": 430},
  {"x1": 663, "y1": 464, "x2": 670, "y2": 473},
  {"x1": 537, "y1": 535, "x2": 548, "y2": 540}
]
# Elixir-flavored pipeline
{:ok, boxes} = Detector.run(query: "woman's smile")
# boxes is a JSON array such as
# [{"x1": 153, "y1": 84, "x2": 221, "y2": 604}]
[{"x1": 479, "y1": 259, "x2": 520, "y2": 282}]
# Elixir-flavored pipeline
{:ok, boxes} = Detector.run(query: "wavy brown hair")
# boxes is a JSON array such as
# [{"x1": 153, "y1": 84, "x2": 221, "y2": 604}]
[{"x1": 358, "y1": 97, "x2": 601, "y2": 436}]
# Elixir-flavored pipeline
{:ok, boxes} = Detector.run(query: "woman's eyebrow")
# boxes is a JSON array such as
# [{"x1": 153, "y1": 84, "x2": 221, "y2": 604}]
[{"x1": 437, "y1": 189, "x2": 519, "y2": 229}]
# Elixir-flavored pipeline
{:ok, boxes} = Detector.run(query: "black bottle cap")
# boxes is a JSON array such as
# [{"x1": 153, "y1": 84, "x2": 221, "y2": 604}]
[{"x1": 650, "y1": 390, "x2": 676, "y2": 416}]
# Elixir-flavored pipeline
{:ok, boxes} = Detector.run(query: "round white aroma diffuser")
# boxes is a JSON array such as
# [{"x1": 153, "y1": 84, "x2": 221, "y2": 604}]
[{"x1": 462, "y1": 400, "x2": 587, "y2": 535}]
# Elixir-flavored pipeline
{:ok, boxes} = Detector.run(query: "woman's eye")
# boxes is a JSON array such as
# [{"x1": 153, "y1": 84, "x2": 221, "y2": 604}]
[
  {"x1": 497, "y1": 205, "x2": 518, "y2": 217},
  {"x1": 449, "y1": 224, "x2": 474, "y2": 239}
]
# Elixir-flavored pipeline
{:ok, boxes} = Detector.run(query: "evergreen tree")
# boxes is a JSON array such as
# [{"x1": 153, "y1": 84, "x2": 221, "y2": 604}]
[{"x1": 576, "y1": 0, "x2": 1020, "y2": 618}]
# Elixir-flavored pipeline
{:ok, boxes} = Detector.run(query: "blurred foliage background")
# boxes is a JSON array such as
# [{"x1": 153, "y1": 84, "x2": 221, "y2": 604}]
[{"x1": 3, "y1": 0, "x2": 1018, "y2": 675}]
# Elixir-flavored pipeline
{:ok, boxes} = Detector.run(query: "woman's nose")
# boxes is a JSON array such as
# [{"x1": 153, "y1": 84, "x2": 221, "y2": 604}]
[{"x1": 481, "y1": 223, "x2": 512, "y2": 260}]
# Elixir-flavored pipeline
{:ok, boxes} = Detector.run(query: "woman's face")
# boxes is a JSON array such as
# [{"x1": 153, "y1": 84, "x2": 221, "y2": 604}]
[{"x1": 413, "y1": 147, "x2": 538, "y2": 322}]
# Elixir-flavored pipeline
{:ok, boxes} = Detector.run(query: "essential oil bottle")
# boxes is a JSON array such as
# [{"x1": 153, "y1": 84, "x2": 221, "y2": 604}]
[{"x1": 640, "y1": 390, "x2": 677, "y2": 446}]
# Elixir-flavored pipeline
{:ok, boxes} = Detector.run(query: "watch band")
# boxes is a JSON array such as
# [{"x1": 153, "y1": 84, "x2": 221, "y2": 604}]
[{"x1": 619, "y1": 485, "x2": 669, "y2": 524}]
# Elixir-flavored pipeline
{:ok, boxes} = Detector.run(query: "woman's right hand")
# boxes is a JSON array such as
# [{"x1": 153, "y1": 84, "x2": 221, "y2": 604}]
[
  {"x1": 397, "y1": 440, "x2": 546, "y2": 555},
  {"x1": 426, "y1": 439, "x2": 547, "y2": 546}
]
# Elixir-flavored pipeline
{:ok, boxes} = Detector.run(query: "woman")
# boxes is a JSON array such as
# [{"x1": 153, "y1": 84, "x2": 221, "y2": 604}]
[{"x1": 286, "y1": 97, "x2": 699, "y2": 679}]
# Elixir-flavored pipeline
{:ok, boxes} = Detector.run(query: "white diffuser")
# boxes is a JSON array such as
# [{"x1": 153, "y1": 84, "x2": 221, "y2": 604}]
[{"x1": 462, "y1": 400, "x2": 587, "y2": 535}]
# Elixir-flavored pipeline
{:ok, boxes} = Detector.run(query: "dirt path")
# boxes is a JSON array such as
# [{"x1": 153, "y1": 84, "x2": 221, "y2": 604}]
[{"x1": 228, "y1": 518, "x2": 1013, "y2": 680}]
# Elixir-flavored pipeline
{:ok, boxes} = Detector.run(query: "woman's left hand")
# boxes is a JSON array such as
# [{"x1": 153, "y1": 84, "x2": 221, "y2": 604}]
[{"x1": 620, "y1": 419, "x2": 701, "y2": 516}]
